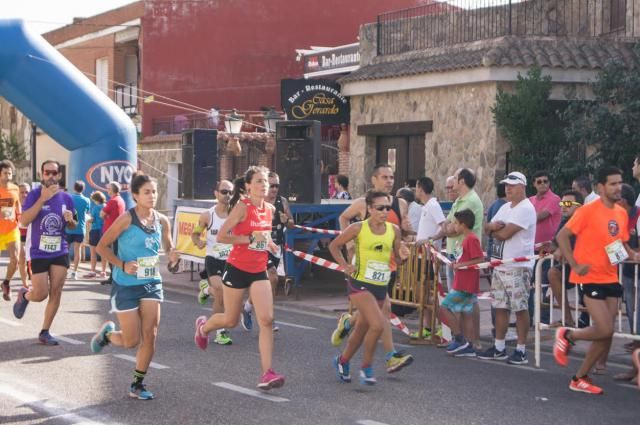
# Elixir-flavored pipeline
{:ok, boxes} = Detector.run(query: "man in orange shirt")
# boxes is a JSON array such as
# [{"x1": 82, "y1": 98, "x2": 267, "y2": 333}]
[
  {"x1": 0, "y1": 160, "x2": 22, "y2": 301},
  {"x1": 555, "y1": 166, "x2": 640, "y2": 395}
]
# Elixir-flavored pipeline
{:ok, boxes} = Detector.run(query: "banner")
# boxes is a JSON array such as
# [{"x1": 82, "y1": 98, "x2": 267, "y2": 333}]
[
  {"x1": 172, "y1": 206, "x2": 206, "y2": 264},
  {"x1": 303, "y1": 43, "x2": 360, "y2": 75},
  {"x1": 281, "y1": 78, "x2": 350, "y2": 125}
]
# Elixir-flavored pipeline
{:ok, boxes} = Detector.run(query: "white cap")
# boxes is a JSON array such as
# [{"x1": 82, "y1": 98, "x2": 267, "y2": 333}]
[{"x1": 500, "y1": 171, "x2": 527, "y2": 186}]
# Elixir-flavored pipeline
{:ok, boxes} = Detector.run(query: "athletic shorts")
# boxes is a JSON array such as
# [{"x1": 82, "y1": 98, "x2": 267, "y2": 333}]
[
  {"x1": 491, "y1": 267, "x2": 531, "y2": 312},
  {"x1": 30, "y1": 254, "x2": 70, "y2": 274},
  {"x1": 347, "y1": 278, "x2": 388, "y2": 301},
  {"x1": 205, "y1": 256, "x2": 226, "y2": 278},
  {"x1": 89, "y1": 229, "x2": 101, "y2": 247},
  {"x1": 579, "y1": 283, "x2": 623, "y2": 300},
  {"x1": 66, "y1": 233, "x2": 84, "y2": 244},
  {"x1": 221, "y1": 263, "x2": 268, "y2": 289},
  {"x1": 110, "y1": 281, "x2": 163, "y2": 313},
  {"x1": 267, "y1": 251, "x2": 281, "y2": 270},
  {"x1": 441, "y1": 289, "x2": 477, "y2": 314},
  {"x1": 0, "y1": 227, "x2": 20, "y2": 250}
]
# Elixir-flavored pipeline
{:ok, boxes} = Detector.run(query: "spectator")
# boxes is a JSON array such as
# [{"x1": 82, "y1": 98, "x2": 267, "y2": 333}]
[
  {"x1": 530, "y1": 171, "x2": 561, "y2": 247},
  {"x1": 486, "y1": 182, "x2": 507, "y2": 262},
  {"x1": 17, "y1": 183, "x2": 30, "y2": 289},
  {"x1": 66, "y1": 181, "x2": 91, "y2": 280},
  {"x1": 333, "y1": 174, "x2": 351, "y2": 200},
  {"x1": 633, "y1": 155, "x2": 640, "y2": 207},
  {"x1": 84, "y1": 191, "x2": 107, "y2": 278},
  {"x1": 618, "y1": 184, "x2": 640, "y2": 344},
  {"x1": 572, "y1": 176, "x2": 599, "y2": 204},
  {"x1": 99, "y1": 182, "x2": 125, "y2": 285},
  {"x1": 397, "y1": 187, "x2": 420, "y2": 235},
  {"x1": 404, "y1": 178, "x2": 417, "y2": 189},
  {"x1": 445, "y1": 176, "x2": 457, "y2": 202}
]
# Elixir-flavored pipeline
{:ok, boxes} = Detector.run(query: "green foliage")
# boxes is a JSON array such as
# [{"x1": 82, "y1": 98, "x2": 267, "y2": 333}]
[{"x1": 0, "y1": 131, "x2": 27, "y2": 163}]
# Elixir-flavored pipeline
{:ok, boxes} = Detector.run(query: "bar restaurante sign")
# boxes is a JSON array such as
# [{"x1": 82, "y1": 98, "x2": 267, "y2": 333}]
[{"x1": 281, "y1": 78, "x2": 350, "y2": 124}]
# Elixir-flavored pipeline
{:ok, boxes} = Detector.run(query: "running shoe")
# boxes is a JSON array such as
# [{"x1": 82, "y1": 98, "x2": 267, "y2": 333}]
[
  {"x1": 360, "y1": 367, "x2": 376, "y2": 385},
  {"x1": 446, "y1": 340, "x2": 469, "y2": 354},
  {"x1": 129, "y1": 383, "x2": 154, "y2": 400},
  {"x1": 507, "y1": 349, "x2": 528, "y2": 365},
  {"x1": 385, "y1": 351, "x2": 414, "y2": 373},
  {"x1": 409, "y1": 328, "x2": 432, "y2": 340},
  {"x1": 257, "y1": 369, "x2": 285, "y2": 390},
  {"x1": 453, "y1": 345, "x2": 476, "y2": 358},
  {"x1": 197, "y1": 279, "x2": 210, "y2": 305},
  {"x1": 241, "y1": 308, "x2": 253, "y2": 331},
  {"x1": 214, "y1": 330, "x2": 232, "y2": 345},
  {"x1": 330, "y1": 312, "x2": 352, "y2": 346},
  {"x1": 69, "y1": 271, "x2": 77, "y2": 280},
  {"x1": 13, "y1": 287, "x2": 29, "y2": 319},
  {"x1": 194, "y1": 316, "x2": 209, "y2": 351},
  {"x1": 273, "y1": 323, "x2": 280, "y2": 332},
  {"x1": 2, "y1": 279, "x2": 10, "y2": 301},
  {"x1": 83, "y1": 271, "x2": 97, "y2": 278},
  {"x1": 333, "y1": 355, "x2": 351, "y2": 383},
  {"x1": 91, "y1": 321, "x2": 115, "y2": 353},
  {"x1": 38, "y1": 330, "x2": 59, "y2": 346},
  {"x1": 477, "y1": 345, "x2": 508, "y2": 361},
  {"x1": 569, "y1": 376, "x2": 603, "y2": 395},
  {"x1": 553, "y1": 327, "x2": 573, "y2": 367}
]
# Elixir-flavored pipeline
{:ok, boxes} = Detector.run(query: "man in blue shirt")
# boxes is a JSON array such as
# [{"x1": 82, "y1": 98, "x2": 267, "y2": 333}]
[{"x1": 67, "y1": 180, "x2": 91, "y2": 280}]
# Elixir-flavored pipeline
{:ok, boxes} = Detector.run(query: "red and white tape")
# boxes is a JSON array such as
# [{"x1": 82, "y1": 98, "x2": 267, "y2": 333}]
[
  {"x1": 389, "y1": 313, "x2": 411, "y2": 336},
  {"x1": 285, "y1": 246, "x2": 344, "y2": 271},
  {"x1": 456, "y1": 254, "x2": 539, "y2": 270},
  {"x1": 293, "y1": 224, "x2": 341, "y2": 235}
]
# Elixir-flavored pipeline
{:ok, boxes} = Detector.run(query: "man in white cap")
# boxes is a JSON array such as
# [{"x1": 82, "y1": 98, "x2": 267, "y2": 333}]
[{"x1": 478, "y1": 171, "x2": 537, "y2": 365}]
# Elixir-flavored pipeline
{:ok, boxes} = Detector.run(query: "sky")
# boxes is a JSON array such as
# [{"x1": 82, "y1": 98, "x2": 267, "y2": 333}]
[{"x1": 1, "y1": 0, "x2": 138, "y2": 34}]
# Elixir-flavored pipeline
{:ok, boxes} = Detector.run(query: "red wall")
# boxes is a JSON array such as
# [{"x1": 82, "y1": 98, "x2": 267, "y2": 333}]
[{"x1": 140, "y1": 0, "x2": 425, "y2": 136}]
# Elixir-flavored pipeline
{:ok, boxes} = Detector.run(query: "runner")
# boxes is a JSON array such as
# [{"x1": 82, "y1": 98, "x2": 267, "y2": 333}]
[
  {"x1": 0, "y1": 160, "x2": 21, "y2": 301},
  {"x1": 554, "y1": 166, "x2": 640, "y2": 394},
  {"x1": 90, "y1": 174, "x2": 179, "y2": 400},
  {"x1": 66, "y1": 180, "x2": 91, "y2": 280},
  {"x1": 334, "y1": 163, "x2": 414, "y2": 373},
  {"x1": 191, "y1": 179, "x2": 234, "y2": 345},
  {"x1": 17, "y1": 183, "x2": 31, "y2": 289},
  {"x1": 13, "y1": 160, "x2": 77, "y2": 346},
  {"x1": 329, "y1": 190, "x2": 409, "y2": 384},
  {"x1": 193, "y1": 166, "x2": 285, "y2": 390}
]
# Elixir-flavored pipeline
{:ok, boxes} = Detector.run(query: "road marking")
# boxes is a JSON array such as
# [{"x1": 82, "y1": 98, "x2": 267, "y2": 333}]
[
  {"x1": 113, "y1": 354, "x2": 170, "y2": 369},
  {"x1": 0, "y1": 383, "x2": 107, "y2": 424},
  {"x1": 274, "y1": 320, "x2": 315, "y2": 330},
  {"x1": 213, "y1": 382, "x2": 289, "y2": 402},
  {"x1": 164, "y1": 299, "x2": 181, "y2": 304},
  {"x1": 473, "y1": 358, "x2": 546, "y2": 372},
  {"x1": 538, "y1": 349, "x2": 629, "y2": 370},
  {"x1": 0, "y1": 317, "x2": 22, "y2": 326},
  {"x1": 200, "y1": 307, "x2": 212, "y2": 312},
  {"x1": 274, "y1": 305, "x2": 336, "y2": 319},
  {"x1": 357, "y1": 420, "x2": 391, "y2": 425},
  {"x1": 51, "y1": 334, "x2": 85, "y2": 345},
  {"x1": 616, "y1": 382, "x2": 639, "y2": 390}
]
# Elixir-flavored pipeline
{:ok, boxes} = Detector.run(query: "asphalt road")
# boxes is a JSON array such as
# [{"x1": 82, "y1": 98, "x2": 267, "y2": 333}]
[{"x1": 1, "y1": 275, "x2": 639, "y2": 425}]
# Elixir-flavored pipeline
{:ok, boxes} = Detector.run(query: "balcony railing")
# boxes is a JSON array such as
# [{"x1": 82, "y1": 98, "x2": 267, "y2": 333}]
[
  {"x1": 114, "y1": 83, "x2": 138, "y2": 116},
  {"x1": 377, "y1": 0, "x2": 636, "y2": 56}
]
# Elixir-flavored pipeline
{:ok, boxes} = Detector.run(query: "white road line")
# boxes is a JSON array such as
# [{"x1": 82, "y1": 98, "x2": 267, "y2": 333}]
[
  {"x1": 0, "y1": 317, "x2": 22, "y2": 326},
  {"x1": 200, "y1": 307, "x2": 212, "y2": 312},
  {"x1": 0, "y1": 383, "x2": 107, "y2": 425},
  {"x1": 113, "y1": 354, "x2": 170, "y2": 369},
  {"x1": 274, "y1": 305, "x2": 336, "y2": 319},
  {"x1": 163, "y1": 299, "x2": 181, "y2": 304},
  {"x1": 51, "y1": 334, "x2": 85, "y2": 345},
  {"x1": 213, "y1": 382, "x2": 289, "y2": 402},
  {"x1": 473, "y1": 358, "x2": 546, "y2": 373},
  {"x1": 616, "y1": 382, "x2": 639, "y2": 390},
  {"x1": 538, "y1": 349, "x2": 629, "y2": 370},
  {"x1": 274, "y1": 320, "x2": 315, "y2": 330},
  {"x1": 357, "y1": 420, "x2": 391, "y2": 425}
]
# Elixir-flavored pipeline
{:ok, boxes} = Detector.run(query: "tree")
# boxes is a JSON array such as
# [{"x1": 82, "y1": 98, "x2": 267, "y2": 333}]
[
  {"x1": 0, "y1": 131, "x2": 27, "y2": 163},
  {"x1": 491, "y1": 66, "x2": 570, "y2": 189}
]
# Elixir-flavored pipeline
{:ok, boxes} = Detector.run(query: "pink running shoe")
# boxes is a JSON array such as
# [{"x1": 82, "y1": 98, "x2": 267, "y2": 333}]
[
  {"x1": 257, "y1": 369, "x2": 285, "y2": 390},
  {"x1": 194, "y1": 316, "x2": 209, "y2": 351}
]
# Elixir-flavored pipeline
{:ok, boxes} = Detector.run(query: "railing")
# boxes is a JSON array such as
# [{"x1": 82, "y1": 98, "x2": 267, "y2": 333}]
[
  {"x1": 114, "y1": 83, "x2": 138, "y2": 116},
  {"x1": 377, "y1": 0, "x2": 635, "y2": 56}
]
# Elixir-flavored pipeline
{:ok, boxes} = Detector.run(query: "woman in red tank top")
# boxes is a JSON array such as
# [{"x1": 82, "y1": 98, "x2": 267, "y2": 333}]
[{"x1": 193, "y1": 166, "x2": 285, "y2": 390}]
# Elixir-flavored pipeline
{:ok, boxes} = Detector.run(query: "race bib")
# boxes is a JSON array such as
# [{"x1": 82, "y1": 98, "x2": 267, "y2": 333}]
[
  {"x1": 248, "y1": 234, "x2": 268, "y2": 252},
  {"x1": 211, "y1": 244, "x2": 232, "y2": 260},
  {"x1": 39, "y1": 235, "x2": 61, "y2": 253},
  {"x1": 1, "y1": 206, "x2": 13, "y2": 220},
  {"x1": 605, "y1": 239, "x2": 628, "y2": 265},
  {"x1": 137, "y1": 256, "x2": 161, "y2": 279},
  {"x1": 364, "y1": 260, "x2": 391, "y2": 283}
]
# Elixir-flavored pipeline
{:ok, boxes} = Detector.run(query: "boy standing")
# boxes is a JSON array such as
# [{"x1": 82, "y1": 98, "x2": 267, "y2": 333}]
[{"x1": 442, "y1": 209, "x2": 485, "y2": 357}]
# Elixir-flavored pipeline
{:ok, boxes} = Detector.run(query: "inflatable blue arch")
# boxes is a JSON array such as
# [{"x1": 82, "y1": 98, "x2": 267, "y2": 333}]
[{"x1": 0, "y1": 20, "x2": 136, "y2": 206}]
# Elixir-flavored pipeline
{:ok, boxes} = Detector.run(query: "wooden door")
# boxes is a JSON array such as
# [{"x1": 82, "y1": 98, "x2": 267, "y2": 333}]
[{"x1": 377, "y1": 135, "x2": 425, "y2": 193}]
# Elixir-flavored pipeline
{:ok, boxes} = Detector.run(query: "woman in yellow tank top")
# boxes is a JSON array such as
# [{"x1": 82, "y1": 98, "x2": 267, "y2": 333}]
[{"x1": 329, "y1": 190, "x2": 409, "y2": 385}]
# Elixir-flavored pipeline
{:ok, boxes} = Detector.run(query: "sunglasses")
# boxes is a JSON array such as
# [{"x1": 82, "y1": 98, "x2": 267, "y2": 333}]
[
  {"x1": 372, "y1": 205, "x2": 392, "y2": 212},
  {"x1": 270, "y1": 184, "x2": 279, "y2": 189},
  {"x1": 219, "y1": 189, "x2": 232, "y2": 195},
  {"x1": 43, "y1": 170, "x2": 59, "y2": 176},
  {"x1": 535, "y1": 179, "x2": 549, "y2": 184},
  {"x1": 559, "y1": 201, "x2": 581, "y2": 207}
]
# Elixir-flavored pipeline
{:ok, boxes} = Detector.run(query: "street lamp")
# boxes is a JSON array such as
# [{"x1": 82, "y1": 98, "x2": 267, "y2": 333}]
[
  {"x1": 224, "y1": 108, "x2": 244, "y2": 135},
  {"x1": 263, "y1": 108, "x2": 281, "y2": 133}
]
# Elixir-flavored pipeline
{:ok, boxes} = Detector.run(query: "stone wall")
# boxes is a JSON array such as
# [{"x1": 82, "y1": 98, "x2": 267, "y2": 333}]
[
  {"x1": 137, "y1": 136, "x2": 182, "y2": 212},
  {"x1": 349, "y1": 82, "x2": 503, "y2": 206}
]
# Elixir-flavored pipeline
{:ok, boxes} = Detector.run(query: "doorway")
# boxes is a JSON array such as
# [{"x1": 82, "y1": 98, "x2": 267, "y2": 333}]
[{"x1": 376, "y1": 135, "x2": 425, "y2": 193}]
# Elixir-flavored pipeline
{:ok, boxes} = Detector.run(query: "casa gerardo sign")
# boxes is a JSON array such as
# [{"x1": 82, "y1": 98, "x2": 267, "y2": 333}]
[{"x1": 281, "y1": 78, "x2": 350, "y2": 124}]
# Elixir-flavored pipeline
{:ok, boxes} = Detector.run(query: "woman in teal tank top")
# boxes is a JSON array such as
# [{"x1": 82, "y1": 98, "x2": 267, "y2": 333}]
[
  {"x1": 329, "y1": 190, "x2": 408, "y2": 385},
  {"x1": 90, "y1": 175, "x2": 180, "y2": 400}
]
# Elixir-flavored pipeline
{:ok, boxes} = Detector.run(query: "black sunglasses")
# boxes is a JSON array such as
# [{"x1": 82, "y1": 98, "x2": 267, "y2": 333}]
[
  {"x1": 270, "y1": 184, "x2": 280, "y2": 189},
  {"x1": 372, "y1": 205, "x2": 392, "y2": 211},
  {"x1": 219, "y1": 189, "x2": 232, "y2": 195}
]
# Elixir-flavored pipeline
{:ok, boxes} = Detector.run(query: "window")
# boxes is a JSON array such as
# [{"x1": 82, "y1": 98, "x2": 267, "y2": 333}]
[
  {"x1": 95, "y1": 57, "x2": 109, "y2": 95},
  {"x1": 610, "y1": 0, "x2": 627, "y2": 31}
]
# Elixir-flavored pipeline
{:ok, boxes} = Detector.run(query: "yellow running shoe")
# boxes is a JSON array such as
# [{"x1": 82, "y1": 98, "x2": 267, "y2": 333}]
[
  {"x1": 386, "y1": 351, "x2": 414, "y2": 373},
  {"x1": 331, "y1": 313, "x2": 352, "y2": 346}
]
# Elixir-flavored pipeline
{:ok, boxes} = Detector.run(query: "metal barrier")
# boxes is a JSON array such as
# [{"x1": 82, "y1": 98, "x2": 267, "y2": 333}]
[{"x1": 533, "y1": 256, "x2": 640, "y2": 368}]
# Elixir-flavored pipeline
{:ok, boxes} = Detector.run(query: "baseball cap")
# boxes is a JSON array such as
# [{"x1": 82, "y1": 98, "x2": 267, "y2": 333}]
[{"x1": 500, "y1": 172, "x2": 527, "y2": 186}]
